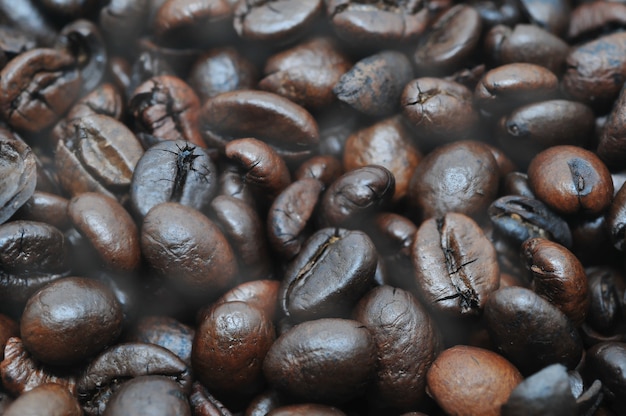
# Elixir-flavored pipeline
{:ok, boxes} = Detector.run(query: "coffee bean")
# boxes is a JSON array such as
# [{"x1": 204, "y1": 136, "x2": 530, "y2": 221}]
[
  {"x1": 3, "y1": 383, "x2": 81, "y2": 416},
  {"x1": 103, "y1": 375, "x2": 191, "y2": 416},
  {"x1": 584, "y1": 342, "x2": 626, "y2": 414},
  {"x1": 294, "y1": 154, "x2": 342, "y2": 186},
  {"x1": 215, "y1": 279, "x2": 280, "y2": 323},
  {"x1": 0, "y1": 128, "x2": 36, "y2": 224},
  {"x1": 586, "y1": 267, "x2": 625, "y2": 337},
  {"x1": 268, "y1": 404, "x2": 346, "y2": 416},
  {"x1": 127, "y1": 316, "x2": 195, "y2": 366},
  {"x1": 189, "y1": 381, "x2": 233, "y2": 416}
]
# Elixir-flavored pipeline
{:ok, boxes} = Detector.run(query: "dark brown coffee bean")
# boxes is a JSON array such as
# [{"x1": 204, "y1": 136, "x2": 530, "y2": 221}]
[
  {"x1": 401, "y1": 77, "x2": 479, "y2": 144},
  {"x1": 563, "y1": 32, "x2": 626, "y2": 109},
  {"x1": 189, "y1": 47, "x2": 257, "y2": 102},
  {"x1": 353, "y1": 285, "x2": 441, "y2": 411},
  {"x1": 503, "y1": 171, "x2": 535, "y2": 198},
  {"x1": 598, "y1": 83, "x2": 626, "y2": 169},
  {"x1": 3, "y1": 383, "x2": 81, "y2": 416},
  {"x1": 334, "y1": 50, "x2": 413, "y2": 117},
  {"x1": 217, "y1": 161, "x2": 257, "y2": 209},
  {"x1": 0, "y1": 314, "x2": 17, "y2": 359},
  {"x1": 294, "y1": 155, "x2": 342, "y2": 186},
  {"x1": 470, "y1": 0, "x2": 522, "y2": 29},
  {"x1": 68, "y1": 192, "x2": 141, "y2": 273},
  {"x1": 233, "y1": 0, "x2": 321, "y2": 43},
  {"x1": 488, "y1": 195, "x2": 573, "y2": 249},
  {"x1": 260, "y1": 37, "x2": 351, "y2": 111},
  {"x1": 127, "y1": 316, "x2": 195, "y2": 366},
  {"x1": 0, "y1": 129, "x2": 36, "y2": 224},
  {"x1": 412, "y1": 212, "x2": 500, "y2": 317},
  {"x1": 586, "y1": 267, "x2": 625, "y2": 337},
  {"x1": 522, "y1": 237, "x2": 589, "y2": 326},
  {"x1": 0, "y1": 48, "x2": 81, "y2": 132},
  {"x1": 103, "y1": 375, "x2": 191, "y2": 416},
  {"x1": 501, "y1": 364, "x2": 577, "y2": 416},
  {"x1": 263, "y1": 318, "x2": 376, "y2": 404},
  {"x1": 141, "y1": 202, "x2": 238, "y2": 301},
  {"x1": 414, "y1": 5, "x2": 482, "y2": 76},
  {"x1": 268, "y1": 404, "x2": 346, "y2": 416},
  {"x1": 584, "y1": 342, "x2": 626, "y2": 414},
  {"x1": 193, "y1": 301, "x2": 275, "y2": 404},
  {"x1": 0, "y1": 0, "x2": 57, "y2": 46},
  {"x1": 78, "y1": 342, "x2": 192, "y2": 415},
  {"x1": 568, "y1": 1, "x2": 626, "y2": 42},
  {"x1": 343, "y1": 116, "x2": 420, "y2": 202},
  {"x1": 21, "y1": 277, "x2": 123, "y2": 366},
  {"x1": 216, "y1": 279, "x2": 280, "y2": 323},
  {"x1": 189, "y1": 381, "x2": 233, "y2": 416},
  {"x1": 426, "y1": 345, "x2": 522, "y2": 416},
  {"x1": 518, "y1": 0, "x2": 569, "y2": 35},
  {"x1": 475, "y1": 63, "x2": 559, "y2": 116},
  {"x1": 485, "y1": 24, "x2": 569, "y2": 75},
  {"x1": 131, "y1": 139, "x2": 217, "y2": 219},
  {"x1": 280, "y1": 227, "x2": 377, "y2": 323},
  {"x1": 527, "y1": 145, "x2": 614, "y2": 217},
  {"x1": 408, "y1": 140, "x2": 499, "y2": 221},
  {"x1": 267, "y1": 178, "x2": 324, "y2": 260},
  {"x1": 485, "y1": 286, "x2": 584, "y2": 375},
  {"x1": 55, "y1": 114, "x2": 144, "y2": 199},
  {"x1": 0, "y1": 337, "x2": 78, "y2": 396},
  {"x1": 317, "y1": 165, "x2": 395, "y2": 229},
  {"x1": 210, "y1": 195, "x2": 271, "y2": 281},
  {"x1": 606, "y1": 182, "x2": 626, "y2": 251},
  {"x1": 497, "y1": 100, "x2": 595, "y2": 168},
  {"x1": 225, "y1": 138, "x2": 291, "y2": 201},
  {"x1": 99, "y1": 0, "x2": 148, "y2": 53},
  {"x1": 201, "y1": 90, "x2": 319, "y2": 163}
]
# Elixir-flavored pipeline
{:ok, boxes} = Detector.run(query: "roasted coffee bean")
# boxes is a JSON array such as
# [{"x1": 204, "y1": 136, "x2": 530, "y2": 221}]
[
  {"x1": 215, "y1": 279, "x2": 280, "y2": 323},
  {"x1": 125, "y1": 51, "x2": 175, "y2": 99},
  {"x1": 353, "y1": 285, "x2": 441, "y2": 411},
  {"x1": 245, "y1": 390, "x2": 281, "y2": 416},
  {"x1": 0, "y1": 48, "x2": 81, "y2": 132},
  {"x1": 475, "y1": 63, "x2": 559, "y2": 116},
  {"x1": 0, "y1": 314, "x2": 17, "y2": 358},
  {"x1": 401, "y1": 77, "x2": 478, "y2": 146},
  {"x1": 503, "y1": 171, "x2": 535, "y2": 198},
  {"x1": 414, "y1": 5, "x2": 482, "y2": 76},
  {"x1": 485, "y1": 286, "x2": 584, "y2": 375},
  {"x1": 225, "y1": 138, "x2": 291, "y2": 201},
  {"x1": 189, "y1": 381, "x2": 233, "y2": 416},
  {"x1": 129, "y1": 75, "x2": 204, "y2": 147},
  {"x1": 408, "y1": 140, "x2": 499, "y2": 221},
  {"x1": 0, "y1": 0, "x2": 57, "y2": 46},
  {"x1": 201, "y1": 90, "x2": 319, "y2": 163},
  {"x1": 103, "y1": 375, "x2": 191, "y2": 416},
  {"x1": 598, "y1": 83, "x2": 626, "y2": 169},
  {"x1": 470, "y1": 0, "x2": 522, "y2": 29},
  {"x1": 68, "y1": 192, "x2": 141, "y2": 273},
  {"x1": 189, "y1": 47, "x2": 257, "y2": 102},
  {"x1": 260, "y1": 37, "x2": 351, "y2": 111},
  {"x1": 563, "y1": 32, "x2": 626, "y2": 110},
  {"x1": 3, "y1": 383, "x2": 81, "y2": 416},
  {"x1": 584, "y1": 342, "x2": 626, "y2": 414},
  {"x1": 127, "y1": 316, "x2": 195, "y2": 366},
  {"x1": 426, "y1": 345, "x2": 522, "y2": 416},
  {"x1": 518, "y1": 0, "x2": 569, "y2": 36},
  {"x1": 586, "y1": 267, "x2": 625, "y2": 336},
  {"x1": 99, "y1": 0, "x2": 148, "y2": 53},
  {"x1": 217, "y1": 161, "x2": 257, "y2": 209},
  {"x1": 193, "y1": 301, "x2": 275, "y2": 405},
  {"x1": 485, "y1": 24, "x2": 569, "y2": 75},
  {"x1": 522, "y1": 238, "x2": 589, "y2": 326},
  {"x1": 488, "y1": 195, "x2": 573, "y2": 249},
  {"x1": 55, "y1": 114, "x2": 144, "y2": 199},
  {"x1": 0, "y1": 129, "x2": 36, "y2": 224},
  {"x1": 501, "y1": 364, "x2": 577, "y2": 416},
  {"x1": 268, "y1": 404, "x2": 346, "y2": 416},
  {"x1": 280, "y1": 227, "x2": 377, "y2": 323},
  {"x1": 233, "y1": 0, "x2": 322, "y2": 43},
  {"x1": 130, "y1": 140, "x2": 218, "y2": 219},
  {"x1": 78, "y1": 342, "x2": 192, "y2": 415},
  {"x1": 267, "y1": 178, "x2": 324, "y2": 260},
  {"x1": 141, "y1": 202, "x2": 238, "y2": 301},
  {"x1": 333, "y1": 50, "x2": 413, "y2": 117},
  {"x1": 317, "y1": 105, "x2": 363, "y2": 159},
  {"x1": 263, "y1": 318, "x2": 376, "y2": 404},
  {"x1": 412, "y1": 212, "x2": 500, "y2": 317},
  {"x1": 527, "y1": 145, "x2": 613, "y2": 217},
  {"x1": 317, "y1": 165, "x2": 395, "y2": 229},
  {"x1": 294, "y1": 155, "x2": 342, "y2": 186}
]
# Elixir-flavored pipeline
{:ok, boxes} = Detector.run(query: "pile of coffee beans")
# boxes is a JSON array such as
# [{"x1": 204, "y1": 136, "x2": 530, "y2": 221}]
[{"x1": 0, "y1": 0, "x2": 626, "y2": 415}]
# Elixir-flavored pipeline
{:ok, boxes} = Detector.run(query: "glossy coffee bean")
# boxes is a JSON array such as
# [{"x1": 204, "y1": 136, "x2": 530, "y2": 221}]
[
  {"x1": 568, "y1": 1, "x2": 626, "y2": 42},
  {"x1": 0, "y1": 48, "x2": 81, "y2": 132},
  {"x1": 193, "y1": 301, "x2": 275, "y2": 404},
  {"x1": 414, "y1": 5, "x2": 482, "y2": 76},
  {"x1": 584, "y1": 342, "x2": 626, "y2": 414},
  {"x1": 503, "y1": 171, "x2": 535, "y2": 198},
  {"x1": 333, "y1": 50, "x2": 413, "y2": 117},
  {"x1": 20, "y1": 276, "x2": 123, "y2": 366},
  {"x1": 263, "y1": 318, "x2": 376, "y2": 404},
  {"x1": 99, "y1": 0, "x2": 148, "y2": 53},
  {"x1": 522, "y1": 237, "x2": 589, "y2": 326},
  {"x1": 586, "y1": 267, "x2": 625, "y2": 336},
  {"x1": 317, "y1": 165, "x2": 395, "y2": 229},
  {"x1": 294, "y1": 155, "x2": 342, "y2": 186},
  {"x1": 3, "y1": 383, "x2": 81, "y2": 416},
  {"x1": 68, "y1": 192, "x2": 141, "y2": 273},
  {"x1": 607, "y1": 183, "x2": 626, "y2": 251},
  {"x1": 408, "y1": 140, "x2": 499, "y2": 221},
  {"x1": 485, "y1": 286, "x2": 583, "y2": 375},
  {"x1": 343, "y1": 116, "x2": 421, "y2": 202},
  {"x1": 216, "y1": 279, "x2": 280, "y2": 323},
  {"x1": 280, "y1": 227, "x2": 377, "y2": 323},
  {"x1": 598, "y1": 84, "x2": 626, "y2": 169},
  {"x1": 268, "y1": 404, "x2": 346, "y2": 416},
  {"x1": 401, "y1": 77, "x2": 478, "y2": 145},
  {"x1": 130, "y1": 140, "x2": 218, "y2": 219},
  {"x1": 353, "y1": 285, "x2": 441, "y2": 411},
  {"x1": 0, "y1": 128, "x2": 36, "y2": 224},
  {"x1": 141, "y1": 202, "x2": 238, "y2": 301},
  {"x1": 426, "y1": 345, "x2": 522, "y2": 416},
  {"x1": 127, "y1": 316, "x2": 195, "y2": 366},
  {"x1": 527, "y1": 145, "x2": 613, "y2": 217},
  {"x1": 103, "y1": 375, "x2": 191, "y2": 416},
  {"x1": 245, "y1": 390, "x2": 281, "y2": 416},
  {"x1": 412, "y1": 212, "x2": 500, "y2": 317}
]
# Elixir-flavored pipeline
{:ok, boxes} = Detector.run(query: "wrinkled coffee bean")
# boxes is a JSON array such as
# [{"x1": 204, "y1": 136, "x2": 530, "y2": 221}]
[{"x1": 0, "y1": 128, "x2": 36, "y2": 224}]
